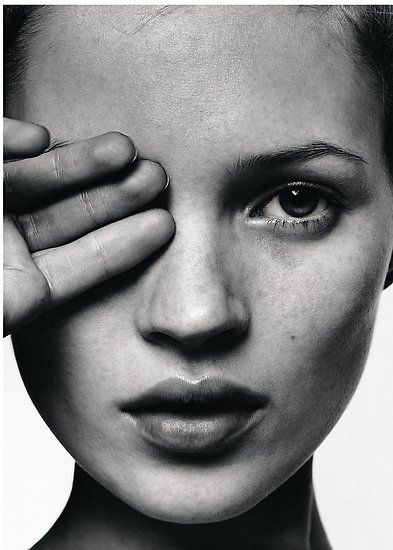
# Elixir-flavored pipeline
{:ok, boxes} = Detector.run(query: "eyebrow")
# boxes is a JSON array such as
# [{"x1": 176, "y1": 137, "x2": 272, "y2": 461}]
[
  {"x1": 47, "y1": 137, "x2": 367, "y2": 175},
  {"x1": 228, "y1": 141, "x2": 367, "y2": 176}
]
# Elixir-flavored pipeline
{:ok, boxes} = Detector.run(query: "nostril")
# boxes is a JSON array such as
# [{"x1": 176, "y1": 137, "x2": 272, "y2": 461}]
[
  {"x1": 207, "y1": 326, "x2": 249, "y2": 353},
  {"x1": 136, "y1": 269, "x2": 250, "y2": 353},
  {"x1": 145, "y1": 324, "x2": 248, "y2": 353},
  {"x1": 146, "y1": 332, "x2": 179, "y2": 347}
]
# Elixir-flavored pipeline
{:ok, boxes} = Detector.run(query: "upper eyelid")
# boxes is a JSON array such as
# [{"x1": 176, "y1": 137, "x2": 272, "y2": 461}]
[
  {"x1": 246, "y1": 180, "x2": 341, "y2": 208},
  {"x1": 222, "y1": 146, "x2": 369, "y2": 210},
  {"x1": 270, "y1": 181, "x2": 341, "y2": 200},
  {"x1": 221, "y1": 163, "x2": 351, "y2": 211},
  {"x1": 244, "y1": 181, "x2": 344, "y2": 220}
]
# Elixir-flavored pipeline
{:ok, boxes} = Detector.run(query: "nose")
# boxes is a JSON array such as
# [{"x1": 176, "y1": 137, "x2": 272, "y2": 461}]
[{"x1": 135, "y1": 235, "x2": 250, "y2": 351}]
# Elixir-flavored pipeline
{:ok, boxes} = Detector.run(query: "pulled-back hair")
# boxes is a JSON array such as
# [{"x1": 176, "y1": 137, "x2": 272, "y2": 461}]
[
  {"x1": 342, "y1": 5, "x2": 393, "y2": 177},
  {"x1": 3, "y1": 5, "x2": 393, "y2": 174}
]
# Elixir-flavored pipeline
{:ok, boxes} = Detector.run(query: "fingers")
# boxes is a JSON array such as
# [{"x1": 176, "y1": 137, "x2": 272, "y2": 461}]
[
  {"x1": 3, "y1": 122, "x2": 175, "y2": 337},
  {"x1": 32, "y1": 209, "x2": 175, "y2": 306},
  {"x1": 3, "y1": 118, "x2": 50, "y2": 160},
  {"x1": 3, "y1": 215, "x2": 51, "y2": 336},
  {"x1": 4, "y1": 131, "x2": 137, "y2": 211},
  {"x1": 17, "y1": 161, "x2": 168, "y2": 252}
]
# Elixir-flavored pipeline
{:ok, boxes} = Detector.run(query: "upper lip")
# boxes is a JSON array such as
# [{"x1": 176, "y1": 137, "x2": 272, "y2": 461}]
[{"x1": 120, "y1": 377, "x2": 268, "y2": 414}]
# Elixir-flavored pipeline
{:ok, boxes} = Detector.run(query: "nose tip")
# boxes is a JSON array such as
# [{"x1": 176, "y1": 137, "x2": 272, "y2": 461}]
[
  {"x1": 146, "y1": 302, "x2": 249, "y2": 350},
  {"x1": 135, "y1": 227, "x2": 250, "y2": 352},
  {"x1": 138, "y1": 287, "x2": 250, "y2": 351}
]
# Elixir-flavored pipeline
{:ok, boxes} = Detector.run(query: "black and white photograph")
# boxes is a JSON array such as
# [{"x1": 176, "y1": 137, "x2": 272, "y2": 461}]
[{"x1": 3, "y1": 3, "x2": 393, "y2": 549}]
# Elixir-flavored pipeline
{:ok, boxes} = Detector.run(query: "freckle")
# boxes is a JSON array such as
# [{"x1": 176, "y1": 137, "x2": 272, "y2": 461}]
[{"x1": 290, "y1": 335, "x2": 296, "y2": 340}]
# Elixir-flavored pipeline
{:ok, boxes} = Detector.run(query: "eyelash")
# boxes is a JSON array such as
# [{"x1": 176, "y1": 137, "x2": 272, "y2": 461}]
[{"x1": 245, "y1": 181, "x2": 342, "y2": 237}]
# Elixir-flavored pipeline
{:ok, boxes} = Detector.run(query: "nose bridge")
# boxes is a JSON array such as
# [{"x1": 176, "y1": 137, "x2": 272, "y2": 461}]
[
  {"x1": 136, "y1": 219, "x2": 249, "y2": 347},
  {"x1": 170, "y1": 229, "x2": 227, "y2": 314}
]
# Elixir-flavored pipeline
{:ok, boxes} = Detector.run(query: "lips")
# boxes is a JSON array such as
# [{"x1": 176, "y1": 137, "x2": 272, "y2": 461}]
[{"x1": 120, "y1": 377, "x2": 268, "y2": 454}]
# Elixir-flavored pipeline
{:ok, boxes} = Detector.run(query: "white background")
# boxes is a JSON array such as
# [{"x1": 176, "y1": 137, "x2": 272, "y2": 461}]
[{"x1": 3, "y1": 286, "x2": 393, "y2": 550}]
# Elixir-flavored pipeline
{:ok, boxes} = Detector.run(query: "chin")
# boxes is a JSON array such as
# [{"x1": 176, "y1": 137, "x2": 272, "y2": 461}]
[
  {"x1": 98, "y1": 456, "x2": 291, "y2": 525},
  {"x1": 128, "y1": 492, "x2": 260, "y2": 525}
]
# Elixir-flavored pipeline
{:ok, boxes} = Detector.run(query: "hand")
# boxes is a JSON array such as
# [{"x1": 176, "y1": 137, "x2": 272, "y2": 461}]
[{"x1": 3, "y1": 118, "x2": 174, "y2": 336}]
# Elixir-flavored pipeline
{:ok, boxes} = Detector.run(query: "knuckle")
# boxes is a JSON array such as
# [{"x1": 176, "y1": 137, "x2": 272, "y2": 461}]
[
  {"x1": 7, "y1": 262, "x2": 51, "y2": 319},
  {"x1": 51, "y1": 146, "x2": 80, "y2": 185},
  {"x1": 92, "y1": 233, "x2": 111, "y2": 278},
  {"x1": 17, "y1": 212, "x2": 40, "y2": 242},
  {"x1": 51, "y1": 149, "x2": 63, "y2": 184},
  {"x1": 31, "y1": 251, "x2": 55, "y2": 297},
  {"x1": 31, "y1": 270, "x2": 52, "y2": 310},
  {"x1": 67, "y1": 147, "x2": 81, "y2": 179},
  {"x1": 78, "y1": 190, "x2": 97, "y2": 224},
  {"x1": 3, "y1": 166, "x2": 13, "y2": 197}
]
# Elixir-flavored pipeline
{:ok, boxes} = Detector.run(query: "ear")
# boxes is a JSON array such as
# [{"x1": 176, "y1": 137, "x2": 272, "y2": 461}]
[{"x1": 384, "y1": 253, "x2": 393, "y2": 289}]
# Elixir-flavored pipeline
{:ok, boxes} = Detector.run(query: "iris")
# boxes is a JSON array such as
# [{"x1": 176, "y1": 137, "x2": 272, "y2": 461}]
[{"x1": 278, "y1": 187, "x2": 319, "y2": 218}]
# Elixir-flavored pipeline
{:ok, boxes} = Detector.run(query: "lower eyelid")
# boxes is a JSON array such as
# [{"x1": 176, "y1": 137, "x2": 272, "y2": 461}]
[
  {"x1": 242, "y1": 179, "x2": 348, "y2": 240},
  {"x1": 246, "y1": 206, "x2": 339, "y2": 238}
]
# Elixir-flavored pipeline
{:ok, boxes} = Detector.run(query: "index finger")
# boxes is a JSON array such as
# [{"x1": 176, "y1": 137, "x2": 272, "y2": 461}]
[
  {"x1": 4, "y1": 131, "x2": 137, "y2": 212},
  {"x1": 3, "y1": 117, "x2": 50, "y2": 160}
]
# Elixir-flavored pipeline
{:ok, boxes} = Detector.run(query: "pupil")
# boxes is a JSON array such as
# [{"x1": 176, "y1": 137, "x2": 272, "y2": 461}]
[{"x1": 279, "y1": 188, "x2": 319, "y2": 218}]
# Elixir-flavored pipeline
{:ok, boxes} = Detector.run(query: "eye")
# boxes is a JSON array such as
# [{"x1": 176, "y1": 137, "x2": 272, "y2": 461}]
[
  {"x1": 247, "y1": 182, "x2": 341, "y2": 237},
  {"x1": 249, "y1": 184, "x2": 328, "y2": 220}
]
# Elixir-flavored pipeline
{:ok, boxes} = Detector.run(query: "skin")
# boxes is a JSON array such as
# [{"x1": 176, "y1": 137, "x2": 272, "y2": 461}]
[
  {"x1": 3, "y1": 121, "x2": 174, "y2": 334},
  {"x1": 4, "y1": 5, "x2": 393, "y2": 550}
]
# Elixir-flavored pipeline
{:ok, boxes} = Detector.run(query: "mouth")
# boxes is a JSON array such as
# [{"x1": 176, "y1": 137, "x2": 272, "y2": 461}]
[{"x1": 120, "y1": 377, "x2": 269, "y2": 454}]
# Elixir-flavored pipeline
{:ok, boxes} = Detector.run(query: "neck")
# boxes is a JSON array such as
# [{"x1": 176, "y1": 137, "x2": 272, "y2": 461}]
[{"x1": 35, "y1": 459, "x2": 331, "y2": 550}]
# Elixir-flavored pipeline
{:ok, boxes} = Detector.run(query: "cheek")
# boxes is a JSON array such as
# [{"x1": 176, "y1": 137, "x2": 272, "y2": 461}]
[
  {"x1": 11, "y1": 285, "x2": 121, "y2": 444},
  {"x1": 243, "y1": 225, "x2": 386, "y2": 444}
]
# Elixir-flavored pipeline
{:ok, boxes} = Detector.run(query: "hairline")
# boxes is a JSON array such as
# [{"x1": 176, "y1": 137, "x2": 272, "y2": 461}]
[{"x1": 3, "y1": 5, "x2": 393, "y2": 180}]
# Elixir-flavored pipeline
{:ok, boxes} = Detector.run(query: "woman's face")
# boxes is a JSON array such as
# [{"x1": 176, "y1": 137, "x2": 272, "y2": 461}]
[{"x1": 11, "y1": 6, "x2": 393, "y2": 522}]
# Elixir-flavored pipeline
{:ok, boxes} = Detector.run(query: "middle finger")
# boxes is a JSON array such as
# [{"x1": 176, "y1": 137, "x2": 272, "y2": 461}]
[
  {"x1": 17, "y1": 160, "x2": 168, "y2": 252},
  {"x1": 4, "y1": 132, "x2": 137, "y2": 212}
]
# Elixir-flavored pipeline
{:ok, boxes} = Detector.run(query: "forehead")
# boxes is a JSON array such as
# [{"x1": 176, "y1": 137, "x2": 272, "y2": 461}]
[{"x1": 17, "y1": 5, "x2": 381, "y2": 165}]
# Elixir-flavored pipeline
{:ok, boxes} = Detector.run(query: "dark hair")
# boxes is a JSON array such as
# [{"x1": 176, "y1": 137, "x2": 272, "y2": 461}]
[
  {"x1": 3, "y1": 5, "x2": 44, "y2": 106},
  {"x1": 341, "y1": 5, "x2": 393, "y2": 178},
  {"x1": 3, "y1": 5, "x2": 393, "y2": 174}
]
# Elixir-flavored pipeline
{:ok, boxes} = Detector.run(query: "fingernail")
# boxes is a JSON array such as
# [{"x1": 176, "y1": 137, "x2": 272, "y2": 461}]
[{"x1": 164, "y1": 174, "x2": 170, "y2": 190}]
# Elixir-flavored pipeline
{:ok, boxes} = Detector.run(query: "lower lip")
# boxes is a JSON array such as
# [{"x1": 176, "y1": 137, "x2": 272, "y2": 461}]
[{"x1": 126, "y1": 409, "x2": 263, "y2": 454}]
